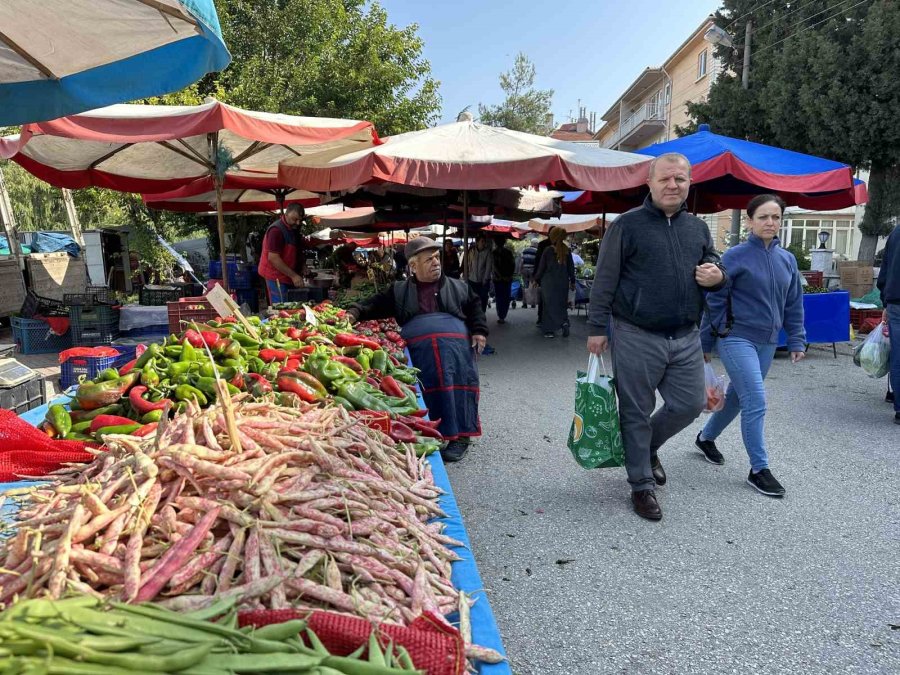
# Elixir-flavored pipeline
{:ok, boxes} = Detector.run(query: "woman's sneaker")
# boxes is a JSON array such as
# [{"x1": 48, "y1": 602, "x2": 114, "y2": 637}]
[
  {"x1": 695, "y1": 433, "x2": 724, "y2": 465},
  {"x1": 747, "y1": 469, "x2": 785, "y2": 497}
]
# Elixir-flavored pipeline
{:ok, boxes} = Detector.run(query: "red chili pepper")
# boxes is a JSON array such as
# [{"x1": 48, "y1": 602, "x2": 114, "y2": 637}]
[
  {"x1": 279, "y1": 310, "x2": 291, "y2": 319},
  {"x1": 290, "y1": 345, "x2": 316, "y2": 356},
  {"x1": 333, "y1": 333, "x2": 381, "y2": 350},
  {"x1": 133, "y1": 422, "x2": 158, "y2": 438},
  {"x1": 283, "y1": 358, "x2": 301, "y2": 372},
  {"x1": 246, "y1": 372, "x2": 273, "y2": 395},
  {"x1": 200, "y1": 331, "x2": 223, "y2": 349},
  {"x1": 403, "y1": 417, "x2": 443, "y2": 439},
  {"x1": 285, "y1": 327, "x2": 303, "y2": 340},
  {"x1": 90, "y1": 414, "x2": 138, "y2": 434},
  {"x1": 386, "y1": 331, "x2": 402, "y2": 343},
  {"x1": 259, "y1": 348, "x2": 288, "y2": 363},
  {"x1": 380, "y1": 375, "x2": 406, "y2": 399},
  {"x1": 118, "y1": 359, "x2": 138, "y2": 376},
  {"x1": 388, "y1": 421, "x2": 417, "y2": 443},
  {"x1": 333, "y1": 356, "x2": 363, "y2": 373},
  {"x1": 221, "y1": 316, "x2": 238, "y2": 323},
  {"x1": 129, "y1": 385, "x2": 170, "y2": 415},
  {"x1": 183, "y1": 329, "x2": 205, "y2": 348},
  {"x1": 366, "y1": 376, "x2": 380, "y2": 388},
  {"x1": 230, "y1": 373, "x2": 245, "y2": 390},
  {"x1": 406, "y1": 408, "x2": 429, "y2": 418},
  {"x1": 276, "y1": 375, "x2": 323, "y2": 402}
]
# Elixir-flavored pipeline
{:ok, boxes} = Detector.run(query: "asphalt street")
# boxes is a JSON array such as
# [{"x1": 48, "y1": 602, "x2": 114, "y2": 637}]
[{"x1": 446, "y1": 303, "x2": 900, "y2": 675}]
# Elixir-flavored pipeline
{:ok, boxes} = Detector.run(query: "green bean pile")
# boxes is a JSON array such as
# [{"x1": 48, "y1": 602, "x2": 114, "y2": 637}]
[{"x1": 0, "y1": 595, "x2": 422, "y2": 674}]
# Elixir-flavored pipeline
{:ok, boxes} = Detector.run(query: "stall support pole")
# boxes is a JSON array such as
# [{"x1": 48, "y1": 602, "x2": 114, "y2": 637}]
[
  {"x1": 215, "y1": 176, "x2": 229, "y2": 293},
  {"x1": 462, "y1": 192, "x2": 469, "y2": 278},
  {"x1": 0, "y1": 167, "x2": 25, "y2": 273}
]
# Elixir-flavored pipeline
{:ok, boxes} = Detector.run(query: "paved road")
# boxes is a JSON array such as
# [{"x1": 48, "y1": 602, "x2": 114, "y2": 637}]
[{"x1": 446, "y1": 304, "x2": 899, "y2": 675}]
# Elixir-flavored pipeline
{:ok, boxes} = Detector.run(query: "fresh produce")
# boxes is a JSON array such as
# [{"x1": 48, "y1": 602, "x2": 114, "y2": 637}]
[
  {"x1": 0, "y1": 596, "x2": 424, "y2": 674},
  {"x1": 857, "y1": 323, "x2": 891, "y2": 378},
  {"x1": 2, "y1": 393, "x2": 460, "y2": 624}
]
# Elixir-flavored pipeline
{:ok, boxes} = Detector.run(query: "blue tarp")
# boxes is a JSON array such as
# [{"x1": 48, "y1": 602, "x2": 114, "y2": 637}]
[
  {"x1": 0, "y1": 235, "x2": 30, "y2": 256},
  {"x1": 30, "y1": 232, "x2": 81, "y2": 258},
  {"x1": 0, "y1": 1, "x2": 230, "y2": 126}
]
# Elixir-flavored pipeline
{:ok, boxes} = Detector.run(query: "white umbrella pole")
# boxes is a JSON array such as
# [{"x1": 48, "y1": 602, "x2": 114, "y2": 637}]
[
  {"x1": 215, "y1": 175, "x2": 229, "y2": 293},
  {"x1": 462, "y1": 191, "x2": 469, "y2": 266}
]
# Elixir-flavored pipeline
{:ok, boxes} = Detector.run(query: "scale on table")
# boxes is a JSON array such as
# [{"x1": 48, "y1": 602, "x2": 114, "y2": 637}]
[{"x1": 0, "y1": 357, "x2": 38, "y2": 388}]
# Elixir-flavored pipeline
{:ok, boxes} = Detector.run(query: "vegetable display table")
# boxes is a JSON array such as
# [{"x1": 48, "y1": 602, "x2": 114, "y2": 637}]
[{"x1": 778, "y1": 290, "x2": 850, "y2": 357}]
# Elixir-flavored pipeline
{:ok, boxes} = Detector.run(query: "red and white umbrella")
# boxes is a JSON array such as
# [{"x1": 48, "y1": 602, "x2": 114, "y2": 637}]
[{"x1": 0, "y1": 99, "x2": 379, "y2": 289}]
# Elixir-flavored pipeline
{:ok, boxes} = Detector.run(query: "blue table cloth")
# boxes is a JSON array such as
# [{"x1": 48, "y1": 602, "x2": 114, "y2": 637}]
[{"x1": 778, "y1": 291, "x2": 850, "y2": 347}]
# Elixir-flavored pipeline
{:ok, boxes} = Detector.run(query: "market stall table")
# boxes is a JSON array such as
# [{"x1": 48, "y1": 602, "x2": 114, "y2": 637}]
[
  {"x1": 778, "y1": 290, "x2": 850, "y2": 357},
  {"x1": 10, "y1": 393, "x2": 511, "y2": 675}
]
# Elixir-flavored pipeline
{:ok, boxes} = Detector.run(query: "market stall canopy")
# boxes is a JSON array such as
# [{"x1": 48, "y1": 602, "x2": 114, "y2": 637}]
[
  {"x1": 529, "y1": 214, "x2": 607, "y2": 235},
  {"x1": 563, "y1": 124, "x2": 867, "y2": 214},
  {"x1": 277, "y1": 112, "x2": 651, "y2": 192},
  {"x1": 143, "y1": 186, "x2": 323, "y2": 214},
  {"x1": 0, "y1": 0, "x2": 230, "y2": 126}
]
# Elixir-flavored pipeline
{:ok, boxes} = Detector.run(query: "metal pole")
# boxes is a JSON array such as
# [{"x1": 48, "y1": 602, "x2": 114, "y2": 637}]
[
  {"x1": 462, "y1": 191, "x2": 469, "y2": 277},
  {"x1": 729, "y1": 18, "x2": 752, "y2": 247}
]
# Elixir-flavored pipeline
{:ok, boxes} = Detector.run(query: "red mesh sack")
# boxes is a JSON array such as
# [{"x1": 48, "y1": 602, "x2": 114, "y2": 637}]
[
  {"x1": 238, "y1": 609, "x2": 466, "y2": 675},
  {"x1": 0, "y1": 409, "x2": 95, "y2": 482},
  {"x1": 858, "y1": 317, "x2": 882, "y2": 335}
]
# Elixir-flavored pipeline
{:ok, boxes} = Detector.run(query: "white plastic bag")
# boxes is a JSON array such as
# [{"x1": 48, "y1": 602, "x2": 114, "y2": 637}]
[
  {"x1": 703, "y1": 362, "x2": 726, "y2": 412},
  {"x1": 523, "y1": 282, "x2": 540, "y2": 306},
  {"x1": 859, "y1": 322, "x2": 891, "y2": 378}
]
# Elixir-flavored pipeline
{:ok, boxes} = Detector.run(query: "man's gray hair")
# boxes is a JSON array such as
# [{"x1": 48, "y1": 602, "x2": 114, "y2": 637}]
[{"x1": 648, "y1": 152, "x2": 692, "y2": 178}]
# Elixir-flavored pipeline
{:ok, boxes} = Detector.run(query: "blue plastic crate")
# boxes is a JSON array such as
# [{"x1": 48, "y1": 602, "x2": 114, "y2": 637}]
[
  {"x1": 121, "y1": 325, "x2": 169, "y2": 338},
  {"x1": 235, "y1": 287, "x2": 260, "y2": 313},
  {"x1": 11, "y1": 316, "x2": 73, "y2": 355},
  {"x1": 60, "y1": 353, "x2": 118, "y2": 390},
  {"x1": 109, "y1": 343, "x2": 150, "y2": 371}
]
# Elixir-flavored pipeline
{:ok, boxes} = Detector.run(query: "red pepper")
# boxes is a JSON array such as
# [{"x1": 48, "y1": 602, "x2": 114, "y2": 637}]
[
  {"x1": 133, "y1": 422, "x2": 158, "y2": 438},
  {"x1": 129, "y1": 385, "x2": 171, "y2": 415},
  {"x1": 380, "y1": 375, "x2": 406, "y2": 399},
  {"x1": 230, "y1": 373, "x2": 245, "y2": 390},
  {"x1": 118, "y1": 359, "x2": 138, "y2": 376},
  {"x1": 403, "y1": 417, "x2": 443, "y2": 439},
  {"x1": 259, "y1": 348, "x2": 288, "y2": 363},
  {"x1": 388, "y1": 421, "x2": 417, "y2": 443},
  {"x1": 333, "y1": 333, "x2": 380, "y2": 350},
  {"x1": 285, "y1": 327, "x2": 303, "y2": 340},
  {"x1": 200, "y1": 331, "x2": 223, "y2": 349},
  {"x1": 221, "y1": 316, "x2": 238, "y2": 323},
  {"x1": 90, "y1": 414, "x2": 137, "y2": 433},
  {"x1": 246, "y1": 372, "x2": 273, "y2": 396},
  {"x1": 333, "y1": 356, "x2": 363, "y2": 373},
  {"x1": 406, "y1": 408, "x2": 429, "y2": 418},
  {"x1": 277, "y1": 375, "x2": 323, "y2": 402},
  {"x1": 279, "y1": 310, "x2": 292, "y2": 319},
  {"x1": 366, "y1": 376, "x2": 380, "y2": 388},
  {"x1": 289, "y1": 345, "x2": 316, "y2": 357},
  {"x1": 183, "y1": 329, "x2": 205, "y2": 348},
  {"x1": 386, "y1": 331, "x2": 402, "y2": 343},
  {"x1": 282, "y1": 358, "x2": 301, "y2": 372}
]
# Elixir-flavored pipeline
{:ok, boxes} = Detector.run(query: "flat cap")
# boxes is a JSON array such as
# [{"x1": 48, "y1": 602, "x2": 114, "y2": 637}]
[{"x1": 405, "y1": 236, "x2": 441, "y2": 260}]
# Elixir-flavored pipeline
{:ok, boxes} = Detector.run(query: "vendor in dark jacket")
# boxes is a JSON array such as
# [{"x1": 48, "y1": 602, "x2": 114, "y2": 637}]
[
  {"x1": 876, "y1": 223, "x2": 900, "y2": 424},
  {"x1": 348, "y1": 237, "x2": 488, "y2": 462},
  {"x1": 586, "y1": 152, "x2": 727, "y2": 521}
]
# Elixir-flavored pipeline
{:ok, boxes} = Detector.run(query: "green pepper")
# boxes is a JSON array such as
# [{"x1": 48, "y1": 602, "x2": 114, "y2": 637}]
[
  {"x1": 96, "y1": 368, "x2": 119, "y2": 382},
  {"x1": 392, "y1": 368, "x2": 418, "y2": 385},
  {"x1": 134, "y1": 343, "x2": 160, "y2": 369},
  {"x1": 164, "y1": 345, "x2": 183, "y2": 359},
  {"x1": 247, "y1": 357, "x2": 265, "y2": 375},
  {"x1": 140, "y1": 409, "x2": 164, "y2": 424},
  {"x1": 193, "y1": 376, "x2": 219, "y2": 399},
  {"x1": 67, "y1": 432, "x2": 94, "y2": 442},
  {"x1": 175, "y1": 401, "x2": 188, "y2": 414},
  {"x1": 215, "y1": 339, "x2": 241, "y2": 360},
  {"x1": 173, "y1": 373, "x2": 191, "y2": 386},
  {"x1": 167, "y1": 333, "x2": 181, "y2": 345},
  {"x1": 46, "y1": 404, "x2": 72, "y2": 438},
  {"x1": 167, "y1": 361, "x2": 193, "y2": 379},
  {"x1": 198, "y1": 361, "x2": 216, "y2": 378},
  {"x1": 356, "y1": 348, "x2": 373, "y2": 371},
  {"x1": 71, "y1": 420, "x2": 92, "y2": 434},
  {"x1": 180, "y1": 338, "x2": 197, "y2": 363},
  {"x1": 370, "y1": 349, "x2": 388, "y2": 372},
  {"x1": 69, "y1": 403, "x2": 123, "y2": 423},
  {"x1": 332, "y1": 396, "x2": 355, "y2": 411},
  {"x1": 174, "y1": 384, "x2": 207, "y2": 405},
  {"x1": 337, "y1": 381, "x2": 391, "y2": 411},
  {"x1": 140, "y1": 362, "x2": 160, "y2": 388},
  {"x1": 247, "y1": 316, "x2": 262, "y2": 326},
  {"x1": 341, "y1": 345, "x2": 363, "y2": 357},
  {"x1": 231, "y1": 332, "x2": 260, "y2": 348},
  {"x1": 94, "y1": 423, "x2": 142, "y2": 436},
  {"x1": 221, "y1": 358, "x2": 243, "y2": 370}
]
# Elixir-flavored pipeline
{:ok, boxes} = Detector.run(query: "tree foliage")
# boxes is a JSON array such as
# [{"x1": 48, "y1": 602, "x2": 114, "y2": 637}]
[
  {"x1": 478, "y1": 53, "x2": 554, "y2": 134},
  {"x1": 680, "y1": 1, "x2": 900, "y2": 259}
]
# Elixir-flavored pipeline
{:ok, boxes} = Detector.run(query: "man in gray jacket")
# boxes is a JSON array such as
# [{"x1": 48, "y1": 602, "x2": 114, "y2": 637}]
[{"x1": 587, "y1": 152, "x2": 726, "y2": 521}]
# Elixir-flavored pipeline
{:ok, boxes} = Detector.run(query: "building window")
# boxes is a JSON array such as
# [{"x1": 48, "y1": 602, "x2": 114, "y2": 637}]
[
  {"x1": 664, "y1": 82, "x2": 671, "y2": 104},
  {"x1": 697, "y1": 49, "x2": 708, "y2": 79},
  {"x1": 784, "y1": 216, "x2": 855, "y2": 257}
]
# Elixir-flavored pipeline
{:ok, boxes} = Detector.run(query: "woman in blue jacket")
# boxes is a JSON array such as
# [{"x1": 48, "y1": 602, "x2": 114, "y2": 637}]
[{"x1": 697, "y1": 194, "x2": 806, "y2": 497}]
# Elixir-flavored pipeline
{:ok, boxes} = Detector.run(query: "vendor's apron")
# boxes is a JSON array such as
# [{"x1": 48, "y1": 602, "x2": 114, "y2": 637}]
[{"x1": 401, "y1": 313, "x2": 481, "y2": 441}]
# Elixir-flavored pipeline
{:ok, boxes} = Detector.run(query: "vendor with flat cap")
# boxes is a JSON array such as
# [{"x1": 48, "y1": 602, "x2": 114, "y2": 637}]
[{"x1": 347, "y1": 236, "x2": 488, "y2": 462}]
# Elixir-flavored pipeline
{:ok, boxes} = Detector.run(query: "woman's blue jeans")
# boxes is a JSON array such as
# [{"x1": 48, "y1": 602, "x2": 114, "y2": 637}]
[{"x1": 701, "y1": 336, "x2": 777, "y2": 472}]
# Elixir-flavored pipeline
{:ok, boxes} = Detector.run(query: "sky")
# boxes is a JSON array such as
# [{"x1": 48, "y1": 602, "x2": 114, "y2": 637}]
[{"x1": 379, "y1": 0, "x2": 722, "y2": 129}]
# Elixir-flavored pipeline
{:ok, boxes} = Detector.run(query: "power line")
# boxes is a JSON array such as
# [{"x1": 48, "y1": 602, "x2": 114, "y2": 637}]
[
  {"x1": 754, "y1": 0, "x2": 872, "y2": 55},
  {"x1": 723, "y1": 0, "x2": 787, "y2": 30},
  {"x1": 753, "y1": 0, "x2": 827, "y2": 33},
  {"x1": 757, "y1": 0, "x2": 859, "y2": 36}
]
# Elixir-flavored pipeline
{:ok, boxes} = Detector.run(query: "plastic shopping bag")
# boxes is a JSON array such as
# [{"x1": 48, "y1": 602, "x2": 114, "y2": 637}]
[
  {"x1": 523, "y1": 282, "x2": 540, "y2": 306},
  {"x1": 703, "y1": 362, "x2": 727, "y2": 413},
  {"x1": 858, "y1": 322, "x2": 891, "y2": 378},
  {"x1": 567, "y1": 354, "x2": 625, "y2": 469}
]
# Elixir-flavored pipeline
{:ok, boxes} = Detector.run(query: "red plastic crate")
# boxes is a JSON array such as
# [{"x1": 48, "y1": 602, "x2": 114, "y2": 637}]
[
  {"x1": 850, "y1": 308, "x2": 883, "y2": 330},
  {"x1": 801, "y1": 270, "x2": 824, "y2": 287},
  {"x1": 167, "y1": 296, "x2": 218, "y2": 334}
]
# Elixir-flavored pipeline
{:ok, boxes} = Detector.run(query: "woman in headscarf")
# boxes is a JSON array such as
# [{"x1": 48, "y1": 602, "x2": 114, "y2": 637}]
[{"x1": 534, "y1": 228, "x2": 576, "y2": 338}]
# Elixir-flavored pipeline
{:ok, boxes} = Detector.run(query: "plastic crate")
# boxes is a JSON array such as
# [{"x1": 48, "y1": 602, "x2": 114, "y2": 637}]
[
  {"x1": 110, "y1": 343, "x2": 145, "y2": 370},
  {"x1": 20, "y1": 290, "x2": 68, "y2": 318},
  {"x1": 0, "y1": 376, "x2": 45, "y2": 415},
  {"x1": 801, "y1": 271, "x2": 824, "y2": 287},
  {"x1": 70, "y1": 304, "x2": 120, "y2": 327},
  {"x1": 167, "y1": 296, "x2": 218, "y2": 334},
  {"x1": 121, "y1": 325, "x2": 169, "y2": 338},
  {"x1": 11, "y1": 316, "x2": 74, "y2": 354},
  {"x1": 60, "y1": 353, "x2": 118, "y2": 390},
  {"x1": 208, "y1": 256, "x2": 242, "y2": 279},
  {"x1": 235, "y1": 287, "x2": 260, "y2": 314},
  {"x1": 139, "y1": 285, "x2": 182, "y2": 306},
  {"x1": 64, "y1": 286, "x2": 114, "y2": 306},
  {"x1": 285, "y1": 287, "x2": 327, "y2": 304},
  {"x1": 72, "y1": 319, "x2": 120, "y2": 347},
  {"x1": 228, "y1": 266, "x2": 256, "y2": 290},
  {"x1": 850, "y1": 308, "x2": 883, "y2": 330}
]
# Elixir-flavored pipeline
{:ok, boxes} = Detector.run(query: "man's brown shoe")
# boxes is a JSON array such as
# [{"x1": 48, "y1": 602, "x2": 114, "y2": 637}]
[
  {"x1": 651, "y1": 457, "x2": 666, "y2": 486},
  {"x1": 631, "y1": 489, "x2": 662, "y2": 520}
]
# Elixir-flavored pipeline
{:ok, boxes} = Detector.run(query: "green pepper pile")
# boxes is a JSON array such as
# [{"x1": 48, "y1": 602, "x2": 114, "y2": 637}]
[{"x1": 51, "y1": 302, "x2": 435, "y2": 452}]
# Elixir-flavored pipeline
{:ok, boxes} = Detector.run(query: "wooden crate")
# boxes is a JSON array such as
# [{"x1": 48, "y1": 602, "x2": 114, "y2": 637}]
[
  {"x1": 25, "y1": 253, "x2": 88, "y2": 302},
  {"x1": 0, "y1": 257, "x2": 26, "y2": 317}
]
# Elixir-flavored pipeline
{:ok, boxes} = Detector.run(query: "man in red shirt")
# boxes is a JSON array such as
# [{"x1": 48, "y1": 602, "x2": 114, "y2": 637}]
[{"x1": 258, "y1": 204, "x2": 306, "y2": 304}]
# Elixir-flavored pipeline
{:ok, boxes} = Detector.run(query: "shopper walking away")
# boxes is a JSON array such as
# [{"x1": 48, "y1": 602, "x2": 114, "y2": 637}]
[
  {"x1": 393, "y1": 244, "x2": 408, "y2": 280},
  {"x1": 699, "y1": 195, "x2": 805, "y2": 497},
  {"x1": 463, "y1": 234, "x2": 493, "y2": 313},
  {"x1": 535, "y1": 228, "x2": 575, "y2": 338},
  {"x1": 586, "y1": 152, "x2": 726, "y2": 521},
  {"x1": 533, "y1": 230, "x2": 554, "y2": 323},
  {"x1": 442, "y1": 240, "x2": 461, "y2": 279},
  {"x1": 876, "y1": 221, "x2": 900, "y2": 425},
  {"x1": 492, "y1": 237, "x2": 516, "y2": 323},
  {"x1": 518, "y1": 240, "x2": 539, "y2": 308},
  {"x1": 348, "y1": 237, "x2": 488, "y2": 462},
  {"x1": 258, "y1": 203, "x2": 307, "y2": 304}
]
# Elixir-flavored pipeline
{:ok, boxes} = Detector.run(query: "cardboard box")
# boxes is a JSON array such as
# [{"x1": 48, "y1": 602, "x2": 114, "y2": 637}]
[
  {"x1": 840, "y1": 265, "x2": 874, "y2": 286},
  {"x1": 842, "y1": 282, "x2": 874, "y2": 299}
]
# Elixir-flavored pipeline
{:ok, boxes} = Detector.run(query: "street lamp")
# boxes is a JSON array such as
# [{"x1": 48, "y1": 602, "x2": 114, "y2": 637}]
[
  {"x1": 818, "y1": 231, "x2": 831, "y2": 249},
  {"x1": 704, "y1": 25, "x2": 735, "y2": 49}
]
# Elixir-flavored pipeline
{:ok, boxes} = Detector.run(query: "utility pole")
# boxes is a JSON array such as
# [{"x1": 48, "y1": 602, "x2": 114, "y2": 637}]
[{"x1": 728, "y1": 18, "x2": 752, "y2": 246}]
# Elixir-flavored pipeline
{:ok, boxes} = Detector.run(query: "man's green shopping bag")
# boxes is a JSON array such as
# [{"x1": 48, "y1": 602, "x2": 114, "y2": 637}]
[{"x1": 567, "y1": 354, "x2": 625, "y2": 468}]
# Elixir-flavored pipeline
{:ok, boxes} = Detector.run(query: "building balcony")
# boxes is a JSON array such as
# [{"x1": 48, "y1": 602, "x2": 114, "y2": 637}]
[{"x1": 601, "y1": 102, "x2": 667, "y2": 150}]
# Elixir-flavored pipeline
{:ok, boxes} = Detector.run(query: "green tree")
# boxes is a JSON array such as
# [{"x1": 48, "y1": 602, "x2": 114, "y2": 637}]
[
  {"x1": 478, "y1": 53, "x2": 554, "y2": 134},
  {"x1": 680, "y1": 0, "x2": 900, "y2": 261}
]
